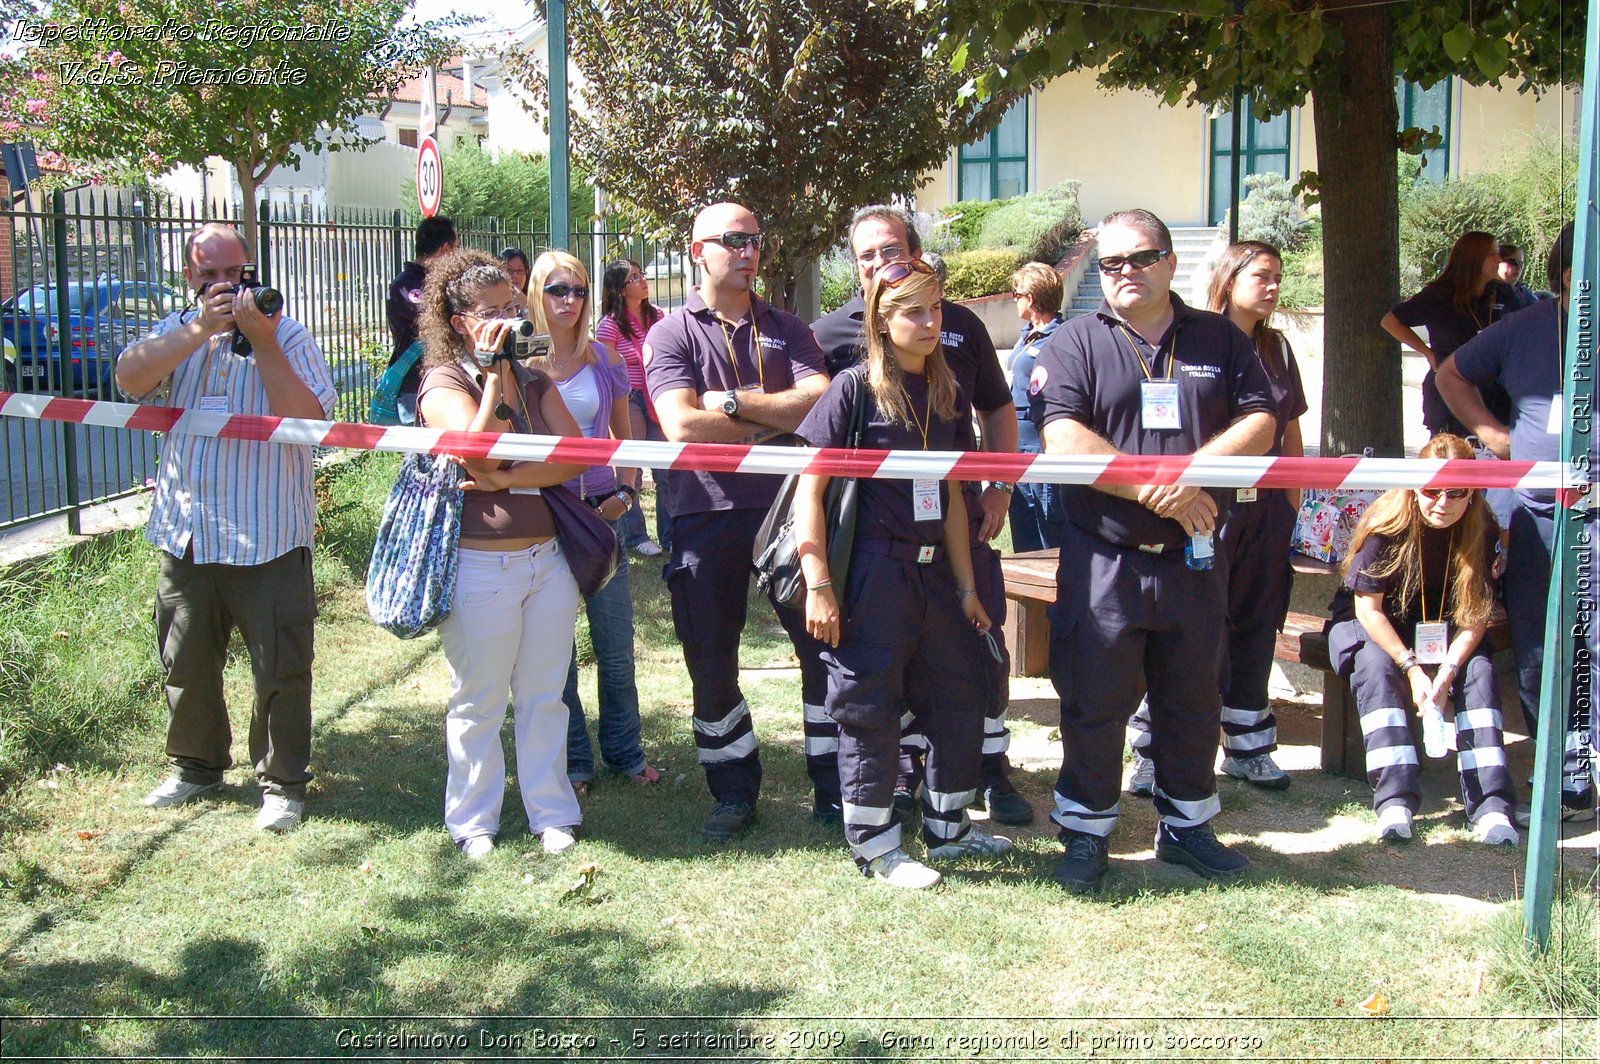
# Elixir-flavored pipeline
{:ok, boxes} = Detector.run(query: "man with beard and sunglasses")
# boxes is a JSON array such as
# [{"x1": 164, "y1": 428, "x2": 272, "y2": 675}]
[
  {"x1": 644, "y1": 202, "x2": 835, "y2": 841},
  {"x1": 1029, "y1": 209, "x2": 1277, "y2": 893}
]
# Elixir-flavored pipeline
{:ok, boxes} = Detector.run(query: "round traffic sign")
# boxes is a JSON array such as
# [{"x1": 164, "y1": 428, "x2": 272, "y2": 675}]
[{"x1": 416, "y1": 135, "x2": 443, "y2": 218}]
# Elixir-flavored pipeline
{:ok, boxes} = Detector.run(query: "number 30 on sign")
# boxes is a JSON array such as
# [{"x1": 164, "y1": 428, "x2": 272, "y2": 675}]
[{"x1": 416, "y1": 135, "x2": 443, "y2": 218}]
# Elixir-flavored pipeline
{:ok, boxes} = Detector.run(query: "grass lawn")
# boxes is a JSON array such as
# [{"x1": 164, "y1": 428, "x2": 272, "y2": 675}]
[{"x1": 0, "y1": 451, "x2": 1595, "y2": 1060}]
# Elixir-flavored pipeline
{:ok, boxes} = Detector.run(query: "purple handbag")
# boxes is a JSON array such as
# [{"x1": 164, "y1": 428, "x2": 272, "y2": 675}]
[{"x1": 542, "y1": 481, "x2": 622, "y2": 597}]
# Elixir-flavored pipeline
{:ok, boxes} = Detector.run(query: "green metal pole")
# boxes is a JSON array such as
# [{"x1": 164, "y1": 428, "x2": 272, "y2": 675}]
[
  {"x1": 1523, "y1": 0, "x2": 1599, "y2": 952},
  {"x1": 51, "y1": 189, "x2": 80, "y2": 535},
  {"x1": 547, "y1": 0, "x2": 570, "y2": 250}
]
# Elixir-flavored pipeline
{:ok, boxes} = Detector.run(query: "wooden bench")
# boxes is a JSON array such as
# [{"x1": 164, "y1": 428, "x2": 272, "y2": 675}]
[{"x1": 998, "y1": 548, "x2": 1509, "y2": 780}]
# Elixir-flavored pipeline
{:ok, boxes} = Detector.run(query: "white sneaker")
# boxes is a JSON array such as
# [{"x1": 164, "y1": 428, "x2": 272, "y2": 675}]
[
  {"x1": 1127, "y1": 752, "x2": 1156, "y2": 797},
  {"x1": 1220, "y1": 752, "x2": 1292, "y2": 790},
  {"x1": 866, "y1": 848, "x2": 942, "y2": 889},
  {"x1": 927, "y1": 827, "x2": 1015, "y2": 861},
  {"x1": 541, "y1": 826, "x2": 577, "y2": 855},
  {"x1": 1376, "y1": 805, "x2": 1413, "y2": 842},
  {"x1": 256, "y1": 794, "x2": 304, "y2": 833},
  {"x1": 460, "y1": 836, "x2": 495, "y2": 860},
  {"x1": 142, "y1": 775, "x2": 220, "y2": 808},
  {"x1": 1473, "y1": 813, "x2": 1519, "y2": 847},
  {"x1": 632, "y1": 539, "x2": 664, "y2": 557}
]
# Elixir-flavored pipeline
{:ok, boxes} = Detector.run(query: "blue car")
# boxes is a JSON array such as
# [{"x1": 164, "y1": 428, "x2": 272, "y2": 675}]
[{"x1": 1, "y1": 275, "x2": 184, "y2": 395}]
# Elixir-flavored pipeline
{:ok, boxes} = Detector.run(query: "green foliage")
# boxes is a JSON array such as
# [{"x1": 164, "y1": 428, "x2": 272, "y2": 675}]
[
  {"x1": 1488, "y1": 874, "x2": 1600, "y2": 1014},
  {"x1": 0, "y1": 0, "x2": 462, "y2": 244},
  {"x1": 819, "y1": 247, "x2": 857, "y2": 314},
  {"x1": 943, "y1": 248, "x2": 1025, "y2": 300},
  {"x1": 975, "y1": 180, "x2": 1083, "y2": 263},
  {"x1": 402, "y1": 142, "x2": 597, "y2": 235},
  {"x1": 1398, "y1": 137, "x2": 1577, "y2": 293},
  {"x1": 1278, "y1": 221, "x2": 1324, "y2": 311},
  {"x1": 1221, "y1": 172, "x2": 1308, "y2": 254},
  {"x1": 513, "y1": 0, "x2": 1020, "y2": 307},
  {"x1": 940, "y1": 197, "x2": 1011, "y2": 251}
]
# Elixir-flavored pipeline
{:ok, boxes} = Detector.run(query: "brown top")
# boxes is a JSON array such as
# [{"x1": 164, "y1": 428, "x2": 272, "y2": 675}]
[{"x1": 418, "y1": 360, "x2": 557, "y2": 540}]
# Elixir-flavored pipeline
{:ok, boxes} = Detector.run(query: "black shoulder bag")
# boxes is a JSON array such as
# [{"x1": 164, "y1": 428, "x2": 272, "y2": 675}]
[{"x1": 753, "y1": 367, "x2": 869, "y2": 609}]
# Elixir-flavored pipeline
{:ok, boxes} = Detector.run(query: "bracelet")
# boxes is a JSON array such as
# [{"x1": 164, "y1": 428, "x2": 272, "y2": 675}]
[
  {"x1": 1397, "y1": 653, "x2": 1418, "y2": 673},
  {"x1": 989, "y1": 482, "x2": 1016, "y2": 494},
  {"x1": 958, "y1": 589, "x2": 977, "y2": 600},
  {"x1": 810, "y1": 579, "x2": 833, "y2": 591}
]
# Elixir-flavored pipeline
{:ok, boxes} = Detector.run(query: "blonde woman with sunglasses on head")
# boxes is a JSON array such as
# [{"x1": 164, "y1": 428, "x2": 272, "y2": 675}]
[
  {"x1": 794, "y1": 259, "x2": 1012, "y2": 890},
  {"x1": 1324, "y1": 434, "x2": 1518, "y2": 846}
]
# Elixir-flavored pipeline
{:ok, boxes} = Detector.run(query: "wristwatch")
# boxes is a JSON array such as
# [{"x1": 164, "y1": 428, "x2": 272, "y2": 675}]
[
  {"x1": 720, "y1": 390, "x2": 742, "y2": 419},
  {"x1": 990, "y1": 481, "x2": 1016, "y2": 494}
]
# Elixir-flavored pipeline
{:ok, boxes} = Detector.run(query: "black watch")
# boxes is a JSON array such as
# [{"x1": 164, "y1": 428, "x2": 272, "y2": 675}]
[{"x1": 720, "y1": 390, "x2": 742, "y2": 419}]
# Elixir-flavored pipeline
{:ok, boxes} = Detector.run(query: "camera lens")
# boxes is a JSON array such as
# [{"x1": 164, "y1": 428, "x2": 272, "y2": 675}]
[{"x1": 251, "y1": 286, "x2": 283, "y2": 316}]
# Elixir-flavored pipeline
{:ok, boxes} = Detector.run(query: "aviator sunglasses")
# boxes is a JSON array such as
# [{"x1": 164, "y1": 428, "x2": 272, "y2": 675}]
[
  {"x1": 1097, "y1": 248, "x2": 1171, "y2": 274},
  {"x1": 1418, "y1": 487, "x2": 1471, "y2": 501},
  {"x1": 875, "y1": 259, "x2": 938, "y2": 288}
]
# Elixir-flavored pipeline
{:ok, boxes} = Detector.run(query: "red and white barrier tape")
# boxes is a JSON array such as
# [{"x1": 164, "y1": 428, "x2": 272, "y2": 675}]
[{"x1": 1, "y1": 391, "x2": 1588, "y2": 495}]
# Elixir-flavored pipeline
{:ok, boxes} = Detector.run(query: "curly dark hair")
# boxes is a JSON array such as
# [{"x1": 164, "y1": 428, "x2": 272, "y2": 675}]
[{"x1": 420, "y1": 249, "x2": 512, "y2": 369}]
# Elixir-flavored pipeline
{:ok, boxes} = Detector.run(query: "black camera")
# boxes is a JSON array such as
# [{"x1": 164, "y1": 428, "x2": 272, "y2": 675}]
[
  {"x1": 228, "y1": 263, "x2": 284, "y2": 357},
  {"x1": 470, "y1": 319, "x2": 551, "y2": 367}
]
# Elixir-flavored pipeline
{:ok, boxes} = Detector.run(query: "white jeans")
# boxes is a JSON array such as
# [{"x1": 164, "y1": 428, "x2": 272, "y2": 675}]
[{"x1": 436, "y1": 540, "x2": 582, "y2": 843}]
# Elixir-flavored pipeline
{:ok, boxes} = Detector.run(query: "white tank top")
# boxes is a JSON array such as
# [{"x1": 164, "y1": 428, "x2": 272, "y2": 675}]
[{"x1": 555, "y1": 363, "x2": 601, "y2": 431}]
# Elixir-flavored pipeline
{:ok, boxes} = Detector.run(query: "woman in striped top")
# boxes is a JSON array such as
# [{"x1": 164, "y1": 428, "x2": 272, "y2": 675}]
[{"x1": 598, "y1": 258, "x2": 669, "y2": 556}]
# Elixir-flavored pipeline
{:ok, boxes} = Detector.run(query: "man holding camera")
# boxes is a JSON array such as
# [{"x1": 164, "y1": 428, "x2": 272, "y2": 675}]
[{"x1": 116, "y1": 222, "x2": 335, "y2": 832}]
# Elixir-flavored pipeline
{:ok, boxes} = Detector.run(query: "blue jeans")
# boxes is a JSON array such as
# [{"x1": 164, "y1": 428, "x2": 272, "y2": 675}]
[
  {"x1": 625, "y1": 389, "x2": 673, "y2": 551},
  {"x1": 564, "y1": 519, "x2": 648, "y2": 779}
]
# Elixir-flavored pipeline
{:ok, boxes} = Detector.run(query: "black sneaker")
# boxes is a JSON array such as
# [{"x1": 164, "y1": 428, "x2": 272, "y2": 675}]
[
  {"x1": 892, "y1": 788, "x2": 917, "y2": 817},
  {"x1": 811, "y1": 796, "x2": 843, "y2": 825},
  {"x1": 982, "y1": 783, "x2": 1035, "y2": 825},
  {"x1": 701, "y1": 800, "x2": 756, "y2": 841},
  {"x1": 1053, "y1": 830, "x2": 1109, "y2": 894},
  {"x1": 1156, "y1": 822, "x2": 1249, "y2": 880},
  {"x1": 1561, "y1": 790, "x2": 1597, "y2": 823}
]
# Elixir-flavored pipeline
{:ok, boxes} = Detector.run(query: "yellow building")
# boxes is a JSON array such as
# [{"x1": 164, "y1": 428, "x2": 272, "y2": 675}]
[{"x1": 915, "y1": 72, "x2": 1578, "y2": 224}]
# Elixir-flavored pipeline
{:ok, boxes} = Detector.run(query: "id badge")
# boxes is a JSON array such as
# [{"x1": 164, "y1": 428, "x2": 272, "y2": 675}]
[
  {"x1": 913, "y1": 479, "x2": 942, "y2": 522},
  {"x1": 1235, "y1": 487, "x2": 1258, "y2": 503},
  {"x1": 1548, "y1": 394, "x2": 1564, "y2": 436},
  {"x1": 1414, "y1": 622, "x2": 1449, "y2": 664},
  {"x1": 1141, "y1": 380, "x2": 1181, "y2": 430},
  {"x1": 197, "y1": 395, "x2": 228, "y2": 413}
]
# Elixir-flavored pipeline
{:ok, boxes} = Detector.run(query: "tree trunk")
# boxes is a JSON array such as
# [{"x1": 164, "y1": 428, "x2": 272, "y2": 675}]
[
  {"x1": 236, "y1": 164, "x2": 260, "y2": 255},
  {"x1": 1311, "y1": 4, "x2": 1404, "y2": 457}
]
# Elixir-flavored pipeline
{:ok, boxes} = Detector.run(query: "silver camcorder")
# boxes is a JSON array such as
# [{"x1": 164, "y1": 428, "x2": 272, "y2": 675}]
[{"x1": 471, "y1": 319, "x2": 552, "y2": 367}]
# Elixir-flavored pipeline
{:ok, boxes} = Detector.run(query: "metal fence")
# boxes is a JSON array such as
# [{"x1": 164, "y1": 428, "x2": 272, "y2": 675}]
[{"x1": 0, "y1": 191, "x2": 687, "y2": 533}]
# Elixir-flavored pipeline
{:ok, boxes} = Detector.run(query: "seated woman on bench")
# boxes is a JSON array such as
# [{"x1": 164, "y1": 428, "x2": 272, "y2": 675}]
[{"x1": 1325, "y1": 433, "x2": 1519, "y2": 846}]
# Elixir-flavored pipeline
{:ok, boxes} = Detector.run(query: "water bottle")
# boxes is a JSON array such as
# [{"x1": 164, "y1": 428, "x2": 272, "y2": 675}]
[
  {"x1": 1184, "y1": 531, "x2": 1215, "y2": 571},
  {"x1": 1421, "y1": 698, "x2": 1452, "y2": 759}
]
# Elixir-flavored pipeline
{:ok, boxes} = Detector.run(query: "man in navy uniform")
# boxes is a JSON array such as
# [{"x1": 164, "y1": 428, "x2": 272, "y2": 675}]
[
  {"x1": 645, "y1": 202, "x2": 835, "y2": 840},
  {"x1": 812, "y1": 204, "x2": 1031, "y2": 825},
  {"x1": 1031, "y1": 209, "x2": 1277, "y2": 892}
]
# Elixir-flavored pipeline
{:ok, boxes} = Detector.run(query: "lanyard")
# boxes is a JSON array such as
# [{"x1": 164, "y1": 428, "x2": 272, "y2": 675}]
[
  {"x1": 1419, "y1": 528, "x2": 1455, "y2": 625},
  {"x1": 1115, "y1": 323, "x2": 1175, "y2": 381},
  {"x1": 717, "y1": 313, "x2": 765, "y2": 390},
  {"x1": 904, "y1": 384, "x2": 932, "y2": 450}
]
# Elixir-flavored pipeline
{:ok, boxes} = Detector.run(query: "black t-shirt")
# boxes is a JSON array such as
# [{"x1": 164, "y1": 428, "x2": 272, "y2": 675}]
[
  {"x1": 1028, "y1": 295, "x2": 1278, "y2": 550},
  {"x1": 796, "y1": 367, "x2": 959, "y2": 546},
  {"x1": 1391, "y1": 283, "x2": 1510, "y2": 423},
  {"x1": 1257, "y1": 332, "x2": 1309, "y2": 456},
  {"x1": 386, "y1": 261, "x2": 428, "y2": 395},
  {"x1": 1329, "y1": 523, "x2": 1498, "y2": 630}
]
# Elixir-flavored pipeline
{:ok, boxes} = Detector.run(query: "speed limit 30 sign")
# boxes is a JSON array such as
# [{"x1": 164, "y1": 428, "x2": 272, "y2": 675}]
[{"x1": 417, "y1": 135, "x2": 443, "y2": 218}]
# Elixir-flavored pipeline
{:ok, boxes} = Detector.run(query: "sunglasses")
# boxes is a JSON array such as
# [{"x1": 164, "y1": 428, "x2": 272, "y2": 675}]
[
  {"x1": 876, "y1": 259, "x2": 938, "y2": 288},
  {"x1": 543, "y1": 283, "x2": 590, "y2": 300},
  {"x1": 702, "y1": 231, "x2": 765, "y2": 252},
  {"x1": 1097, "y1": 248, "x2": 1170, "y2": 274},
  {"x1": 1418, "y1": 487, "x2": 1471, "y2": 501}
]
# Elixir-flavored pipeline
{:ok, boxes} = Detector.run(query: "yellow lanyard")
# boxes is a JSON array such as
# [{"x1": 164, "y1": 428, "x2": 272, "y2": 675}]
[
  {"x1": 904, "y1": 383, "x2": 932, "y2": 450},
  {"x1": 1116, "y1": 323, "x2": 1175, "y2": 381},
  {"x1": 1419, "y1": 528, "x2": 1456, "y2": 625},
  {"x1": 717, "y1": 313, "x2": 765, "y2": 391}
]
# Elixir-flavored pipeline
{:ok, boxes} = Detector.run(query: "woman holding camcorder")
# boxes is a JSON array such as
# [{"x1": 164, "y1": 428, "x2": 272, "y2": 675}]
[{"x1": 415, "y1": 249, "x2": 589, "y2": 861}]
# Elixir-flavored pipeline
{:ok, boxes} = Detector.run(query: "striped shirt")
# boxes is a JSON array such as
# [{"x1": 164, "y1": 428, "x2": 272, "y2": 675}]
[
  {"x1": 596, "y1": 310, "x2": 652, "y2": 391},
  {"x1": 124, "y1": 310, "x2": 336, "y2": 566}
]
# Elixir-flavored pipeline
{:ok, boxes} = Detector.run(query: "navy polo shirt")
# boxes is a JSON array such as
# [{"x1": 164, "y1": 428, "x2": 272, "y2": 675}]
[
  {"x1": 812, "y1": 295, "x2": 1011, "y2": 419},
  {"x1": 1257, "y1": 332, "x2": 1309, "y2": 456},
  {"x1": 1451, "y1": 296, "x2": 1564, "y2": 508},
  {"x1": 1028, "y1": 294, "x2": 1278, "y2": 550},
  {"x1": 644, "y1": 289, "x2": 827, "y2": 515},
  {"x1": 797, "y1": 368, "x2": 960, "y2": 546}
]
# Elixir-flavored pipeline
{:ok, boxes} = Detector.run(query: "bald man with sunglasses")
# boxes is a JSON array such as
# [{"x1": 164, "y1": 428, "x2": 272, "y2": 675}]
[{"x1": 644, "y1": 202, "x2": 836, "y2": 841}]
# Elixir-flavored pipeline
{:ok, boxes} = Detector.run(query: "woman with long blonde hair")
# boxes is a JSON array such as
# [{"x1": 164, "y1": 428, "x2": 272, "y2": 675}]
[
  {"x1": 523, "y1": 251, "x2": 661, "y2": 794},
  {"x1": 1325, "y1": 434, "x2": 1517, "y2": 845},
  {"x1": 793, "y1": 260, "x2": 1011, "y2": 890}
]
